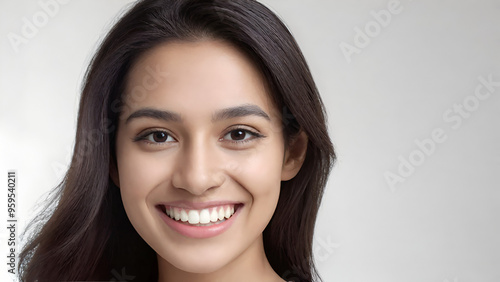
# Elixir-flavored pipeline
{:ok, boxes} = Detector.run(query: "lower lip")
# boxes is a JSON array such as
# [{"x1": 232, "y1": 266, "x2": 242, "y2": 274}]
[{"x1": 157, "y1": 206, "x2": 241, "y2": 239}]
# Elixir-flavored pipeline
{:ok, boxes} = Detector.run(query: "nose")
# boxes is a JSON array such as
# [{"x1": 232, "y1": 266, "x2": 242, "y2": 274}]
[{"x1": 171, "y1": 136, "x2": 225, "y2": 195}]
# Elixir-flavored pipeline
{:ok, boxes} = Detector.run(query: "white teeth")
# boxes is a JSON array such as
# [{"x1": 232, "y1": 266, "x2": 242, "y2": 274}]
[
  {"x1": 174, "y1": 208, "x2": 181, "y2": 221},
  {"x1": 218, "y1": 207, "x2": 225, "y2": 220},
  {"x1": 210, "y1": 208, "x2": 219, "y2": 222},
  {"x1": 180, "y1": 209, "x2": 189, "y2": 222},
  {"x1": 188, "y1": 210, "x2": 200, "y2": 224},
  {"x1": 165, "y1": 205, "x2": 238, "y2": 225},
  {"x1": 199, "y1": 209, "x2": 210, "y2": 224}
]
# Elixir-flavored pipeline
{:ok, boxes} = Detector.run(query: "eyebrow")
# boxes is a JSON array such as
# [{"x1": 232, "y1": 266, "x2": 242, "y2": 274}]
[
  {"x1": 125, "y1": 104, "x2": 270, "y2": 124},
  {"x1": 125, "y1": 108, "x2": 181, "y2": 124},
  {"x1": 212, "y1": 104, "x2": 270, "y2": 122}
]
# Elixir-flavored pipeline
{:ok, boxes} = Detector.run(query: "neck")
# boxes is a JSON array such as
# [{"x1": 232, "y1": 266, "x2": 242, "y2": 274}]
[{"x1": 157, "y1": 235, "x2": 284, "y2": 282}]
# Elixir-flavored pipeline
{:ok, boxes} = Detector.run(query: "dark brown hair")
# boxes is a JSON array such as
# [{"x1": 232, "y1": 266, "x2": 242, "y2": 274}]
[{"x1": 19, "y1": 0, "x2": 335, "y2": 281}]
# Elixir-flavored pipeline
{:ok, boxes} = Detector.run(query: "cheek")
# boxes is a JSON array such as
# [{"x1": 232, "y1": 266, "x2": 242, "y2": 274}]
[
  {"x1": 117, "y1": 141, "x2": 169, "y2": 194},
  {"x1": 222, "y1": 137, "x2": 286, "y2": 210},
  {"x1": 115, "y1": 141, "x2": 167, "y2": 223},
  {"x1": 243, "y1": 159, "x2": 282, "y2": 198},
  {"x1": 231, "y1": 143, "x2": 284, "y2": 219},
  {"x1": 118, "y1": 153, "x2": 153, "y2": 198},
  {"x1": 115, "y1": 143, "x2": 173, "y2": 246}
]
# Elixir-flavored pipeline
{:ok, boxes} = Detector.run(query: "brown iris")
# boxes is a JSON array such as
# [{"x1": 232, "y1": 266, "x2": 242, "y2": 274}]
[
  {"x1": 152, "y1": 132, "x2": 168, "y2": 142},
  {"x1": 230, "y1": 130, "x2": 246, "y2": 140}
]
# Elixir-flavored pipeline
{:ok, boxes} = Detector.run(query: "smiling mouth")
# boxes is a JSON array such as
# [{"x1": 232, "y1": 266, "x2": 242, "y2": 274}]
[{"x1": 157, "y1": 204, "x2": 241, "y2": 227}]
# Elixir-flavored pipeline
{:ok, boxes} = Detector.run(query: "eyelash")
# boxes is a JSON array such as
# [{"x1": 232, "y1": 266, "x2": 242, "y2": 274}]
[
  {"x1": 133, "y1": 129, "x2": 175, "y2": 145},
  {"x1": 221, "y1": 126, "x2": 265, "y2": 144},
  {"x1": 133, "y1": 126, "x2": 265, "y2": 146}
]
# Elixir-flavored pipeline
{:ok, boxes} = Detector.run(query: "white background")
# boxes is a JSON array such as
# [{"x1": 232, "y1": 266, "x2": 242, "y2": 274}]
[{"x1": 1, "y1": 0, "x2": 499, "y2": 281}]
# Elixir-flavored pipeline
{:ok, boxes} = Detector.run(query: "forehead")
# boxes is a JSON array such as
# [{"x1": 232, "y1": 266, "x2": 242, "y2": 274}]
[{"x1": 123, "y1": 40, "x2": 276, "y2": 118}]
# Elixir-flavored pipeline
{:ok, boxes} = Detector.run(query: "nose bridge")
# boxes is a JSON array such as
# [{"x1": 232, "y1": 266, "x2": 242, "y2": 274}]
[{"x1": 172, "y1": 134, "x2": 222, "y2": 195}]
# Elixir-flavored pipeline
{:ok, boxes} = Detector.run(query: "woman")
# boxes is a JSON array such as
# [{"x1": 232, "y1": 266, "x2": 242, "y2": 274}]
[{"x1": 19, "y1": 0, "x2": 334, "y2": 281}]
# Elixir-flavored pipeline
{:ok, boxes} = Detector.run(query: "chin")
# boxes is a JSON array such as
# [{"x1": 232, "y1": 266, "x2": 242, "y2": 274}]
[{"x1": 159, "y1": 249, "x2": 233, "y2": 274}]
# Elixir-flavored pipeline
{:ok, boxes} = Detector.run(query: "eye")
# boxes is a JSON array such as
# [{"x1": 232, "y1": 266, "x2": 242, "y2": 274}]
[
  {"x1": 135, "y1": 130, "x2": 176, "y2": 144},
  {"x1": 221, "y1": 128, "x2": 264, "y2": 143}
]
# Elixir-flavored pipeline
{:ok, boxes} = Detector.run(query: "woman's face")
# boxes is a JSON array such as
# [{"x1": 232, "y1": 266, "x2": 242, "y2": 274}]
[{"x1": 114, "y1": 40, "x2": 301, "y2": 274}]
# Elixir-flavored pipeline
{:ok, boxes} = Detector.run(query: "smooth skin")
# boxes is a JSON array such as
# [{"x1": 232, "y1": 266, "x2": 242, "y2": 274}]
[{"x1": 111, "y1": 39, "x2": 307, "y2": 282}]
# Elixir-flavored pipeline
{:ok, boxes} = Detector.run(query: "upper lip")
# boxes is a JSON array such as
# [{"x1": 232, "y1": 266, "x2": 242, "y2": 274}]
[{"x1": 157, "y1": 200, "x2": 242, "y2": 210}]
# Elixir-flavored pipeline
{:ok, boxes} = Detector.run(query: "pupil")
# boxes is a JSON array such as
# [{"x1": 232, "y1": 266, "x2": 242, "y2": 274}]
[
  {"x1": 231, "y1": 130, "x2": 245, "y2": 140},
  {"x1": 153, "y1": 132, "x2": 167, "y2": 142}
]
